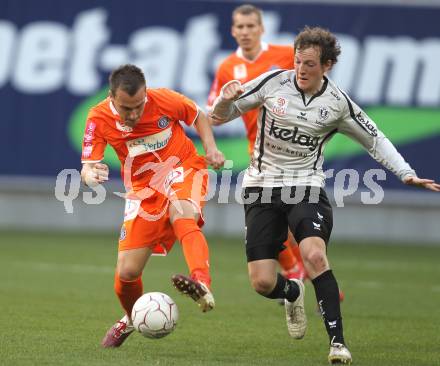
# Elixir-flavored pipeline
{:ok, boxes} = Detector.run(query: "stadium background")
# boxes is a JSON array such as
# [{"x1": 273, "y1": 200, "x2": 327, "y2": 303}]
[
  {"x1": 1, "y1": 0, "x2": 439, "y2": 242},
  {"x1": 1, "y1": 1, "x2": 440, "y2": 366}
]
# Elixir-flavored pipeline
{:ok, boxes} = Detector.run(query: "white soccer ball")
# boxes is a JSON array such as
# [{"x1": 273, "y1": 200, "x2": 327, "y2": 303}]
[{"x1": 131, "y1": 292, "x2": 178, "y2": 339}]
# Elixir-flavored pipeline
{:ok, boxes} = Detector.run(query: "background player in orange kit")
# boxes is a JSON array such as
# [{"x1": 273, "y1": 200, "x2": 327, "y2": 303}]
[
  {"x1": 207, "y1": 4, "x2": 306, "y2": 281},
  {"x1": 81, "y1": 64, "x2": 225, "y2": 348}
]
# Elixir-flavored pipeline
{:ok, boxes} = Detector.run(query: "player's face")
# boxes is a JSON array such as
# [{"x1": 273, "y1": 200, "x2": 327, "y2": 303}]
[
  {"x1": 294, "y1": 46, "x2": 332, "y2": 94},
  {"x1": 111, "y1": 87, "x2": 146, "y2": 127},
  {"x1": 231, "y1": 13, "x2": 264, "y2": 52}
]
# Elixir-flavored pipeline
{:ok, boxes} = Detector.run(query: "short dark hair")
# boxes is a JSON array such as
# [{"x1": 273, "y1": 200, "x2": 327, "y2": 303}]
[
  {"x1": 109, "y1": 64, "x2": 146, "y2": 96},
  {"x1": 294, "y1": 26, "x2": 341, "y2": 66},
  {"x1": 232, "y1": 4, "x2": 263, "y2": 25}
]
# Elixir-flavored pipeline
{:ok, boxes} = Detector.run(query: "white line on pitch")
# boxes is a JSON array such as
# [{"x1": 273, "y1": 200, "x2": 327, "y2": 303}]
[{"x1": 11, "y1": 261, "x2": 114, "y2": 274}]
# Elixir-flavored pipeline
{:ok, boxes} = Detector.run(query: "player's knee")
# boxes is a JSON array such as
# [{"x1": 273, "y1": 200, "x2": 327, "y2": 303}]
[
  {"x1": 303, "y1": 249, "x2": 328, "y2": 272},
  {"x1": 117, "y1": 265, "x2": 142, "y2": 281},
  {"x1": 250, "y1": 276, "x2": 275, "y2": 295},
  {"x1": 169, "y1": 200, "x2": 199, "y2": 223}
]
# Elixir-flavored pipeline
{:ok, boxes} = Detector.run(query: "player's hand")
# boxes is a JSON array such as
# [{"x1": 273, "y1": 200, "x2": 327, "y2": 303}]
[
  {"x1": 84, "y1": 163, "x2": 109, "y2": 187},
  {"x1": 221, "y1": 80, "x2": 244, "y2": 101},
  {"x1": 93, "y1": 163, "x2": 109, "y2": 182},
  {"x1": 205, "y1": 148, "x2": 225, "y2": 170},
  {"x1": 403, "y1": 176, "x2": 440, "y2": 192}
]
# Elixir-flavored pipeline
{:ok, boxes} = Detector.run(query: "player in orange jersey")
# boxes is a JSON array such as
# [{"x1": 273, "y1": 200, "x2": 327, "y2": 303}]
[
  {"x1": 81, "y1": 64, "x2": 225, "y2": 348},
  {"x1": 207, "y1": 4, "x2": 306, "y2": 282}
]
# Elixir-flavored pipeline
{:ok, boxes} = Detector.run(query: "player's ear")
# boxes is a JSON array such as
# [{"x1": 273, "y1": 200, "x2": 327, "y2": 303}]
[{"x1": 323, "y1": 60, "x2": 333, "y2": 73}]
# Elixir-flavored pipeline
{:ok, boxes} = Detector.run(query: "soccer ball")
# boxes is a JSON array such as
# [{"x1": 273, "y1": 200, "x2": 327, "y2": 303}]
[{"x1": 131, "y1": 292, "x2": 178, "y2": 339}]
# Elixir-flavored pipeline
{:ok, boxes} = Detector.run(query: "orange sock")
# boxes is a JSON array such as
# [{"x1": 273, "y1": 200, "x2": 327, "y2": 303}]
[
  {"x1": 279, "y1": 239, "x2": 298, "y2": 271},
  {"x1": 114, "y1": 272, "x2": 143, "y2": 317},
  {"x1": 290, "y1": 242, "x2": 304, "y2": 264},
  {"x1": 173, "y1": 218, "x2": 211, "y2": 287}
]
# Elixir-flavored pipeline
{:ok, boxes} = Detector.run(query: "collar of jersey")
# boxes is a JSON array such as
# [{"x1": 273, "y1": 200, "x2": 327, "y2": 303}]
[
  {"x1": 236, "y1": 42, "x2": 269, "y2": 63},
  {"x1": 109, "y1": 100, "x2": 119, "y2": 115},
  {"x1": 293, "y1": 75, "x2": 329, "y2": 107}
]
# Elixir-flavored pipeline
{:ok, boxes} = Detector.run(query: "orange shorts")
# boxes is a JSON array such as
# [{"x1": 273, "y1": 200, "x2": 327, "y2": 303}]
[{"x1": 118, "y1": 155, "x2": 208, "y2": 254}]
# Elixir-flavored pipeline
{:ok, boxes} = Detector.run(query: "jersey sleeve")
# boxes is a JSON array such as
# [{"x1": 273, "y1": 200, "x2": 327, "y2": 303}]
[
  {"x1": 234, "y1": 70, "x2": 279, "y2": 114},
  {"x1": 337, "y1": 91, "x2": 416, "y2": 181},
  {"x1": 165, "y1": 89, "x2": 199, "y2": 126},
  {"x1": 212, "y1": 70, "x2": 282, "y2": 123},
  {"x1": 81, "y1": 118, "x2": 107, "y2": 163}
]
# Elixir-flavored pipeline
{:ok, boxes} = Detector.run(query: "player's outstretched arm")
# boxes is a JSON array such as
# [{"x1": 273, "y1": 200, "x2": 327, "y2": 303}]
[
  {"x1": 210, "y1": 80, "x2": 244, "y2": 125},
  {"x1": 403, "y1": 176, "x2": 440, "y2": 192},
  {"x1": 194, "y1": 111, "x2": 225, "y2": 170},
  {"x1": 81, "y1": 162, "x2": 109, "y2": 187}
]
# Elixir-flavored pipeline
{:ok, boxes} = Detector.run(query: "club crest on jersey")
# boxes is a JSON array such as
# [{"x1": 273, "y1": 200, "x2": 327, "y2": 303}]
[
  {"x1": 319, "y1": 106, "x2": 329, "y2": 120},
  {"x1": 233, "y1": 64, "x2": 247, "y2": 80},
  {"x1": 318, "y1": 106, "x2": 330, "y2": 122},
  {"x1": 272, "y1": 97, "x2": 288, "y2": 116},
  {"x1": 158, "y1": 116, "x2": 170, "y2": 129},
  {"x1": 116, "y1": 121, "x2": 133, "y2": 133}
]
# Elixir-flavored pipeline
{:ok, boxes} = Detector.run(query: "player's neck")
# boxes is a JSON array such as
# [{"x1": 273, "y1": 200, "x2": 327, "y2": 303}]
[
  {"x1": 304, "y1": 79, "x2": 325, "y2": 97},
  {"x1": 241, "y1": 45, "x2": 263, "y2": 62}
]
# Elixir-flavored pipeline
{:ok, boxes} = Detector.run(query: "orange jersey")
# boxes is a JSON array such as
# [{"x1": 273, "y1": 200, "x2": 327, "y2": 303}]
[
  {"x1": 118, "y1": 154, "x2": 208, "y2": 254},
  {"x1": 81, "y1": 88, "x2": 199, "y2": 193},
  {"x1": 208, "y1": 43, "x2": 294, "y2": 154}
]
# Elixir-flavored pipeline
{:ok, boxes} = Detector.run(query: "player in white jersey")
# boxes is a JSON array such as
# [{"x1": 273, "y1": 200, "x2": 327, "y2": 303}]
[{"x1": 211, "y1": 26, "x2": 440, "y2": 364}]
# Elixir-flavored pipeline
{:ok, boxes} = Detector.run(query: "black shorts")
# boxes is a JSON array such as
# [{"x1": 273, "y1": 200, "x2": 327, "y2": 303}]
[{"x1": 243, "y1": 186, "x2": 333, "y2": 262}]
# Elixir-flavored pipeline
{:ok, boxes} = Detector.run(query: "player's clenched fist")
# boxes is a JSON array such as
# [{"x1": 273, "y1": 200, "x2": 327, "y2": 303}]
[
  {"x1": 205, "y1": 148, "x2": 225, "y2": 170},
  {"x1": 81, "y1": 162, "x2": 109, "y2": 187},
  {"x1": 220, "y1": 80, "x2": 245, "y2": 101},
  {"x1": 209, "y1": 80, "x2": 245, "y2": 126},
  {"x1": 93, "y1": 163, "x2": 109, "y2": 182}
]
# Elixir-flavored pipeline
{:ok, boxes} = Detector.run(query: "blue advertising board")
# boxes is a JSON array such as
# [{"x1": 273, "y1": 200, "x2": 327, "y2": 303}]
[{"x1": 1, "y1": 0, "x2": 439, "y2": 189}]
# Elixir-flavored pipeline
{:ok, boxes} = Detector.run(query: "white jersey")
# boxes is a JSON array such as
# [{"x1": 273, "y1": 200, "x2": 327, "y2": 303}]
[{"x1": 214, "y1": 69, "x2": 415, "y2": 188}]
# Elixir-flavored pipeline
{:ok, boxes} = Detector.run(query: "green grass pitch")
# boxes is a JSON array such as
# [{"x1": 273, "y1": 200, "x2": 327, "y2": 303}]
[{"x1": 1, "y1": 231, "x2": 439, "y2": 366}]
